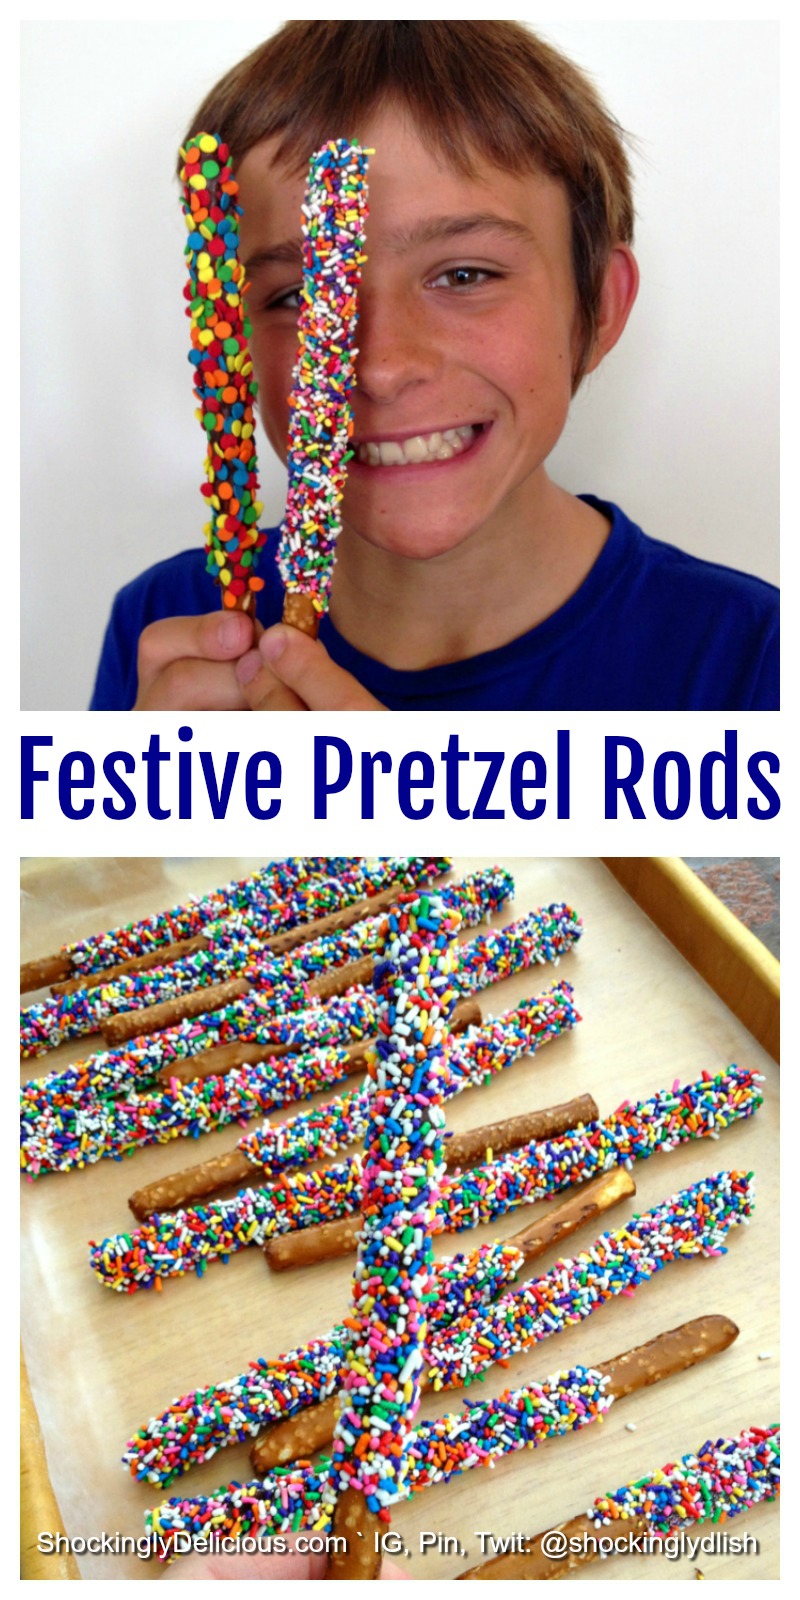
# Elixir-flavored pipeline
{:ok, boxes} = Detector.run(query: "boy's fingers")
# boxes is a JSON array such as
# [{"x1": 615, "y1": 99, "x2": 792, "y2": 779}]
[
  {"x1": 253, "y1": 625, "x2": 386, "y2": 710},
  {"x1": 137, "y1": 611, "x2": 255, "y2": 679},
  {"x1": 134, "y1": 659, "x2": 251, "y2": 711},
  {"x1": 235, "y1": 648, "x2": 308, "y2": 711}
]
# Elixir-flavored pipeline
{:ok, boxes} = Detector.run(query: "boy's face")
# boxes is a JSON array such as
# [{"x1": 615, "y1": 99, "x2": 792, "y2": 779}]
[{"x1": 238, "y1": 103, "x2": 582, "y2": 563}]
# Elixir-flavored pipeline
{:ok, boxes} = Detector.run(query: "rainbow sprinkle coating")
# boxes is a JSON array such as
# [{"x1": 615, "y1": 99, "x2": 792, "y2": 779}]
[
  {"x1": 325, "y1": 892, "x2": 462, "y2": 1523},
  {"x1": 20, "y1": 867, "x2": 509, "y2": 1057},
  {"x1": 147, "y1": 1367, "x2": 611, "y2": 1551},
  {"x1": 179, "y1": 132, "x2": 265, "y2": 609},
  {"x1": 588, "y1": 1425, "x2": 779, "y2": 1534},
  {"x1": 278, "y1": 142, "x2": 370, "y2": 618},
  {"x1": 122, "y1": 1170, "x2": 748, "y2": 1488},
  {"x1": 88, "y1": 1065, "x2": 761, "y2": 1291},
  {"x1": 22, "y1": 983, "x2": 575, "y2": 1177}
]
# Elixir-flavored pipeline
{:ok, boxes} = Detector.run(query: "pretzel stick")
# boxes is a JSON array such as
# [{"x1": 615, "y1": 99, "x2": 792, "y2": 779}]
[
  {"x1": 127, "y1": 995, "x2": 580, "y2": 1217},
  {"x1": 263, "y1": 1062, "x2": 764, "y2": 1270},
  {"x1": 460, "y1": 1424, "x2": 781, "y2": 1579},
  {"x1": 147, "y1": 1316, "x2": 738, "y2": 1560},
  {"x1": 253, "y1": 1170, "x2": 749, "y2": 1473},
  {"x1": 20, "y1": 857, "x2": 448, "y2": 1015},
  {"x1": 19, "y1": 856, "x2": 357, "y2": 992},
  {"x1": 89, "y1": 1065, "x2": 762, "y2": 1291},
  {"x1": 278, "y1": 142, "x2": 370, "y2": 637},
  {"x1": 323, "y1": 890, "x2": 462, "y2": 1578}
]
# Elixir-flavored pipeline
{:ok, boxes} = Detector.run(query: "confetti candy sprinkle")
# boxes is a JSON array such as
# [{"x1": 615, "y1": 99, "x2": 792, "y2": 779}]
[
  {"x1": 88, "y1": 1064, "x2": 760, "y2": 1291},
  {"x1": 180, "y1": 132, "x2": 265, "y2": 610},
  {"x1": 123, "y1": 1169, "x2": 749, "y2": 1488},
  {"x1": 147, "y1": 1367, "x2": 611, "y2": 1552},
  {"x1": 278, "y1": 142, "x2": 370, "y2": 631},
  {"x1": 323, "y1": 891, "x2": 462, "y2": 1526},
  {"x1": 588, "y1": 1425, "x2": 779, "y2": 1534}
]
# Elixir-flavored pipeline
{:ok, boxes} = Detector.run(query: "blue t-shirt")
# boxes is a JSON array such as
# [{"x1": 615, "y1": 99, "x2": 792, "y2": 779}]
[{"x1": 90, "y1": 497, "x2": 779, "y2": 711}]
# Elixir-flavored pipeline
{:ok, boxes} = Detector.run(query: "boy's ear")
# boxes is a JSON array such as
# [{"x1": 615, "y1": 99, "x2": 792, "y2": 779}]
[{"x1": 583, "y1": 245, "x2": 640, "y2": 375}]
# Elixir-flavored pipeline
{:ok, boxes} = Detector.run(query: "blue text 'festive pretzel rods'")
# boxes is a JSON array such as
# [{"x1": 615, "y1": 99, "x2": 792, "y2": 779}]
[
  {"x1": 264, "y1": 1062, "x2": 764, "y2": 1272},
  {"x1": 21, "y1": 904, "x2": 582, "y2": 1125},
  {"x1": 145, "y1": 1316, "x2": 739, "y2": 1558},
  {"x1": 89, "y1": 1065, "x2": 761, "y2": 1292},
  {"x1": 124, "y1": 983, "x2": 578, "y2": 1214},
  {"x1": 124, "y1": 1170, "x2": 633, "y2": 1489},
  {"x1": 20, "y1": 857, "x2": 451, "y2": 1054},
  {"x1": 19, "y1": 857, "x2": 361, "y2": 992},
  {"x1": 323, "y1": 890, "x2": 463, "y2": 1576},
  {"x1": 252, "y1": 1170, "x2": 753, "y2": 1475},
  {"x1": 125, "y1": 1168, "x2": 751, "y2": 1490},
  {"x1": 279, "y1": 142, "x2": 370, "y2": 639},
  {"x1": 20, "y1": 868, "x2": 511, "y2": 1057},
  {"x1": 461, "y1": 1423, "x2": 780, "y2": 1579}
]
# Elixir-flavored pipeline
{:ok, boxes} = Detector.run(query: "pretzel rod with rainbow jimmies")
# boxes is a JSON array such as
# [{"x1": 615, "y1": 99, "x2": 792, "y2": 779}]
[
  {"x1": 19, "y1": 856, "x2": 356, "y2": 992},
  {"x1": 460, "y1": 1423, "x2": 780, "y2": 1579},
  {"x1": 21, "y1": 903, "x2": 581, "y2": 1122},
  {"x1": 252, "y1": 1170, "x2": 753, "y2": 1475},
  {"x1": 88, "y1": 1065, "x2": 761, "y2": 1292},
  {"x1": 126, "y1": 1166, "x2": 751, "y2": 1489},
  {"x1": 124, "y1": 982, "x2": 578, "y2": 1213},
  {"x1": 21, "y1": 866, "x2": 508, "y2": 1057},
  {"x1": 145, "y1": 1316, "x2": 738, "y2": 1559},
  {"x1": 279, "y1": 142, "x2": 370, "y2": 637}
]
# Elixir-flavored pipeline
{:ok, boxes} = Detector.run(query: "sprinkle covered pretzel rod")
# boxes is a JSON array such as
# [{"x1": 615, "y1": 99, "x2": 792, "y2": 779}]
[
  {"x1": 89, "y1": 1064, "x2": 761, "y2": 1292},
  {"x1": 21, "y1": 866, "x2": 507, "y2": 1058},
  {"x1": 279, "y1": 141, "x2": 370, "y2": 637},
  {"x1": 253, "y1": 1170, "x2": 752, "y2": 1474},
  {"x1": 22, "y1": 901, "x2": 581, "y2": 1129},
  {"x1": 146, "y1": 1316, "x2": 738, "y2": 1558},
  {"x1": 263, "y1": 1062, "x2": 764, "y2": 1270},
  {"x1": 179, "y1": 132, "x2": 266, "y2": 612},
  {"x1": 124, "y1": 1170, "x2": 634, "y2": 1488},
  {"x1": 322, "y1": 889, "x2": 463, "y2": 1576},
  {"x1": 19, "y1": 856, "x2": 350, "y2": 992},
  {"x1": 460, "y1": 1424, "x2": 780, "y2": 1579},
  {"x1": 126, "y1": 984, "x2": 579, "y2": 1216},
  {"x1": 21, "y1": 857, "x2": 451, "y2": 1052}
]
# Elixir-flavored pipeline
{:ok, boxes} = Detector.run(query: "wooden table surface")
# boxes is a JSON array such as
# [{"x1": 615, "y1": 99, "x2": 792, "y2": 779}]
[{"x1": 20, "y1": 858, "x2": 780, "y2": 1580}]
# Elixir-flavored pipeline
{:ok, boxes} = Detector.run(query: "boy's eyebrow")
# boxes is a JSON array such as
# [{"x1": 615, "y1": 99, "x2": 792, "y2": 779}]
[
  {"x1": 244, "y1": 211, "x2": 536, "y2": 272},
  {"x1": 383, "y1": 211, "x2": 537, "y2": 251}
]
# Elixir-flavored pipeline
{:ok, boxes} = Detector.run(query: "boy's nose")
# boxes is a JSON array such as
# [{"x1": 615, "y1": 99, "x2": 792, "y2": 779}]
[{"x1": 355, "y1": 290, "x2": 441, "y2": 404}]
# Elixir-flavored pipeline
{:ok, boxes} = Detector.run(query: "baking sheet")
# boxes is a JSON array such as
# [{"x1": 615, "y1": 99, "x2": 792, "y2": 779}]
[{"x1": 20, "y1": 857, "x2": 780, "y2": 1580}]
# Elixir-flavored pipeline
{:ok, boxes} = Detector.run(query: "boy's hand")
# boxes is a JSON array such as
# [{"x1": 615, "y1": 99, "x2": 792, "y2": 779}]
[
  {"x1": 134, "y1": 612, "x2": 256, "y2": 710},
  {"x1": 236, "y1": 625, "x2": 386, "y2": 711}
]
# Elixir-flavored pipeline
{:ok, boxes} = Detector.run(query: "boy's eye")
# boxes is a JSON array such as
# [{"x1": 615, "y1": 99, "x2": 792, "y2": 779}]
[
  {"x1": 429, "y1": 266, "x2": 497, "y2": 290},
  {"x1": 260, "y1": 285, "x2": 303, "y2": 312}
]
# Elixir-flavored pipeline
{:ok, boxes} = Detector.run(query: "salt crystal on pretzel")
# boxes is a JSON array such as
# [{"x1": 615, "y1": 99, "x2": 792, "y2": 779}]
[
  {"x1": 323, "y1": 890, "x2": 462, "y2": 1577},
  {"x1": 278, "y1": 141, "x2": 370, "y2": 636}
]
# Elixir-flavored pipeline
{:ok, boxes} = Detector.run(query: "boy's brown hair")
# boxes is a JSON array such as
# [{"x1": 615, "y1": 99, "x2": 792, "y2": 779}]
[{"x1": 186, "y1": 20, "x2": 634, "y2": 383}]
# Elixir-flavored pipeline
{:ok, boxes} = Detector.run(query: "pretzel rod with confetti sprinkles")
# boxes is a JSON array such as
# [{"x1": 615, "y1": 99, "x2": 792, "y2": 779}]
[
  {"x1": 88, "y1": 1063, "x2": 760, "y2": 1293},
  {"x1": 125, "y1": 1167, "x2": 745, "y2": 1489},
  {"x1": 145, "y1": 1316, "x2": 737, "y2": 1558},
  {"x1": 121, "y1": 983, "x2": 577, "y2": 1210},
  {"x1": 278, "y1": 141, "x2": 370, "y2": 636},
  {"x1": 179, "y1": 133, "x2": 267, "y2": 611},
  {"x1": 322, "y1": 890, "x2": 463, "y2": 1575},
  {"x1": 461, "y1": 1423, "x2": 780, "y2": 1578},
  {"x1": 20, "y1": 866, "x2": 508, "y2": 1057},
  {"x1": 19, "y1": 857, "x2": 356, "y2": 992},
  {"x1": 251, "y1": 1169, "x2": 752, "y2": 1475}
]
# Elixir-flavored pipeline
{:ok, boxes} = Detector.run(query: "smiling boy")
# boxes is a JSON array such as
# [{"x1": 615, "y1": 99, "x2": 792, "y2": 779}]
[{"x1": 91, "y1": 20, "x2": 778, "y2": 712}]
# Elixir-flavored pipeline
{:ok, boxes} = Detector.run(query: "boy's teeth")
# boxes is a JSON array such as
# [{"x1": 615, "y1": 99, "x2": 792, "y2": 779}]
[{"x1": 357, "y1": 425, "x2": 477, "y2": 466}]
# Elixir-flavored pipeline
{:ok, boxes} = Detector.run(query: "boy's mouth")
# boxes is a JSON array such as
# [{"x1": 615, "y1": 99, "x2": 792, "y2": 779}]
[{"x1": 354, "y1": 423, "x2": 483, "y2": 467}]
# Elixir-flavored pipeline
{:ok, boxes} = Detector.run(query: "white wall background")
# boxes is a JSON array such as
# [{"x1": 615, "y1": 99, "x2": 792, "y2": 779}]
[{"x1": 21, "y1": 19, "x2": 779, "y2": 709}]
